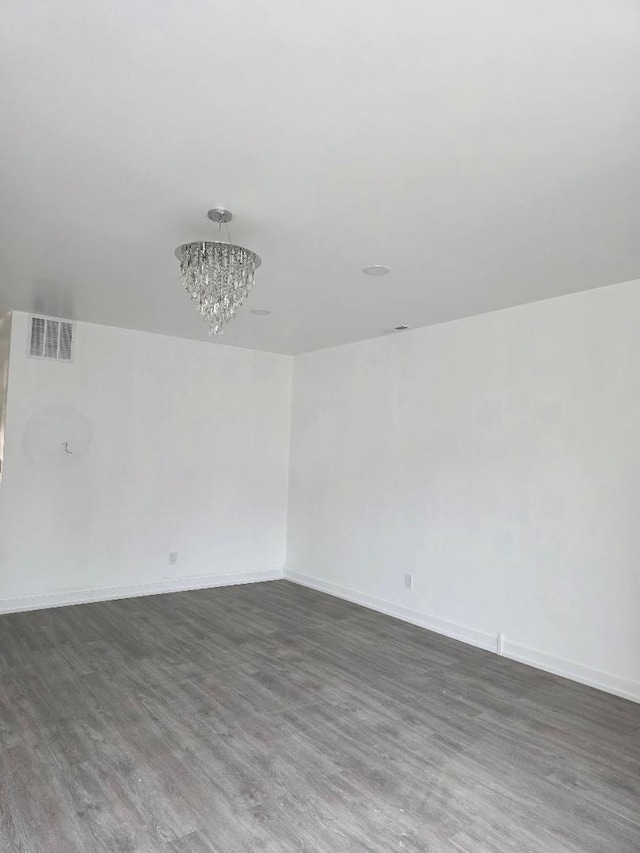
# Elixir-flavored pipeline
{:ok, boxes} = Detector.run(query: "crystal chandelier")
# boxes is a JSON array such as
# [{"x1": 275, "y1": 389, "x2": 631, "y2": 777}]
[{"x1": 176, "y1": 208, "x2": 262, "y2": 335}]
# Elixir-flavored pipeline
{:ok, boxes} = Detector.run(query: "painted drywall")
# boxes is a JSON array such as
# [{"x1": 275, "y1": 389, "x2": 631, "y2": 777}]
[
  {"x1": 0, "y1": 312, "x2": 291, "y2": 608},
  {"x1": 0, "y1": 312, "x2": 11, "y2": 486},
  {"x1": 286, "y1": 279, "x2": 640, "y2": 701}
]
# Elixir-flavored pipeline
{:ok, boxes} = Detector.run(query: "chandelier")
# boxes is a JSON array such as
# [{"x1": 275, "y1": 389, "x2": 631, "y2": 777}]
[{"x1": 175, "y1": 208, "x2": 262, "y2": 335}]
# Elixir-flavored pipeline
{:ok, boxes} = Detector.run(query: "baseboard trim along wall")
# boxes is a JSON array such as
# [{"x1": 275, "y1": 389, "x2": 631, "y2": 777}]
[
  {"x1": 286, "y1": 570, "x2": 496, "y2": 651},
  {"x1": 0, "y1": 568, "x2": 284, "y2": 615},
  {"x1": 284, "y1": 569, "x2": 640, "y2": 704},
  {"x1": 499, "y1": 639, "x2": 640, "y2": 705}
]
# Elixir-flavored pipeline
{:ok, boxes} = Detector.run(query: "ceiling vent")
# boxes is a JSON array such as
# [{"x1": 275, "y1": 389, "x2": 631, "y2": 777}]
[
  {"x1": 383, "y1": 324, "x2": 412, "y2": 334},
  {"x1": 28, "y1": 315, "x2": 75, "y2": 362}
]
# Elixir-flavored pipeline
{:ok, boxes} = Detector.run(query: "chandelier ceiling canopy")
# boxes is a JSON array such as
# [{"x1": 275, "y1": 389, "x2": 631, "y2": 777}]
[{"x1": 176, "y1": 208, "x2": 261, "y2": 336}]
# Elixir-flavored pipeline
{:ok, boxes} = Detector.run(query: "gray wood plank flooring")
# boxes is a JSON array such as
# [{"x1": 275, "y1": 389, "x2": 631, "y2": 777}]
[{"x1": 0, "y1": 579, "x2": 638, "y2": 852}]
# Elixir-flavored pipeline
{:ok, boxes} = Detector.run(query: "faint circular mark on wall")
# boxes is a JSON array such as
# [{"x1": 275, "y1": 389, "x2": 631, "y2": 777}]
[{"x1": 22, "y1": 407, "x2": 93, "y2": 470}]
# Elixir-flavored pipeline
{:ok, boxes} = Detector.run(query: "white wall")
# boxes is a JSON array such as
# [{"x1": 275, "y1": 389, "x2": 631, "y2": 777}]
[
  {"x1": 286, "y1": 280, "x2": 640, "y2": 701},
  {"x1": 0, "y1": 311, "x2": 11, "y2": 485},
  {"x1": 0, "y1": 312, "x2": 291, "y2": 609}
]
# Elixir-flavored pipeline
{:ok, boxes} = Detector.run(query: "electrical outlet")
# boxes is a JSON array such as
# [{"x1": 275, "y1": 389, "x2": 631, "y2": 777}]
[
  {"x1": 404, "y1": 572, "x2": 413, "y2": 590},
  {"x1": 168, "y1": 551, "x2": 178, "y2": 565}
]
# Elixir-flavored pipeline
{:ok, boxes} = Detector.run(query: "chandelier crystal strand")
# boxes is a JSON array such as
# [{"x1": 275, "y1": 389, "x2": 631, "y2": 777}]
[{"x1": 176, "y1": 209, "x2": 261, "y2": 335}]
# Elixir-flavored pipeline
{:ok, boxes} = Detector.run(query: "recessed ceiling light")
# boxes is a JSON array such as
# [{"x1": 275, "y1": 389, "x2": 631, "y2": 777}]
[
  {"x1": 250, "y1": 308, "x2": 271, "y2": 316},
  {"x1": 362, "y1": 265, "x2": 391, "y2": 276}
]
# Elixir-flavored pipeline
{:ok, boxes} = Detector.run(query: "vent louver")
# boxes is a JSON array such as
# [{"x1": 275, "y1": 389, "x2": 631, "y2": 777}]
[{"x1": 28, "y1": 315, "x2": 75, "y2": 362}]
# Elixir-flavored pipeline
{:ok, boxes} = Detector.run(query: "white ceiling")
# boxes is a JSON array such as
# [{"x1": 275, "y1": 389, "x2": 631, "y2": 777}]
[{"x1": 1, "y1": 1, "x2": 639, "y2": 355}]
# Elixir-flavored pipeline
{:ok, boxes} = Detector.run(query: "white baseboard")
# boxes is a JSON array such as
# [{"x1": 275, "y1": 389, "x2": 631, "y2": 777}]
[
  {"x1": 284, "y1": 569, "x2": 496, "y2": 652},
  {"x1": 0, "y1": 568, "x2": 284, "y2": 615},
  {"x1": 284, "y1": 569, "x2": 640, "y2": 704},
  {"x1": 501, "y1": 639, "x2": 640, "y2": 704}
]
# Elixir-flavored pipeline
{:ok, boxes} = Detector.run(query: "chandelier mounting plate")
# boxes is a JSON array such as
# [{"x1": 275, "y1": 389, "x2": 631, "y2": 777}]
[{"x1": 207, "y1": 208, "x2": 233, "y2": 224}]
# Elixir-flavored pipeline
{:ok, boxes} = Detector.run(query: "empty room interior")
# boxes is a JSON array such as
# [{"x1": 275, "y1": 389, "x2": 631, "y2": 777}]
[{"x1": 1, "y1": 1, "x2": 639, "y2": 851}]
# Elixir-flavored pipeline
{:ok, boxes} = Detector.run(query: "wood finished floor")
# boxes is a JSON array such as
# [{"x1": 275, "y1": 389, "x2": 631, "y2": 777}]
[{"x1": 0, "y1": 580, "x2": 638, "y2": 852}]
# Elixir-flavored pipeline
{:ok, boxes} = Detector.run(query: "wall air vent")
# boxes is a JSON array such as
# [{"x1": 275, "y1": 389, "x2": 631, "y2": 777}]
[{"x1": 28, "y1": 315, "x2": 75, "y2": 362}]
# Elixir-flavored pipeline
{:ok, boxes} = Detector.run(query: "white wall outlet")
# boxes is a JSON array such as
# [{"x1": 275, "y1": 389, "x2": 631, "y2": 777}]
[
  {"x1": 404, "y1": 572, "x2": 413, "y2": 590},
  {"x1": 168, "y1": 551, "x2": 178, "y2": 565}
]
